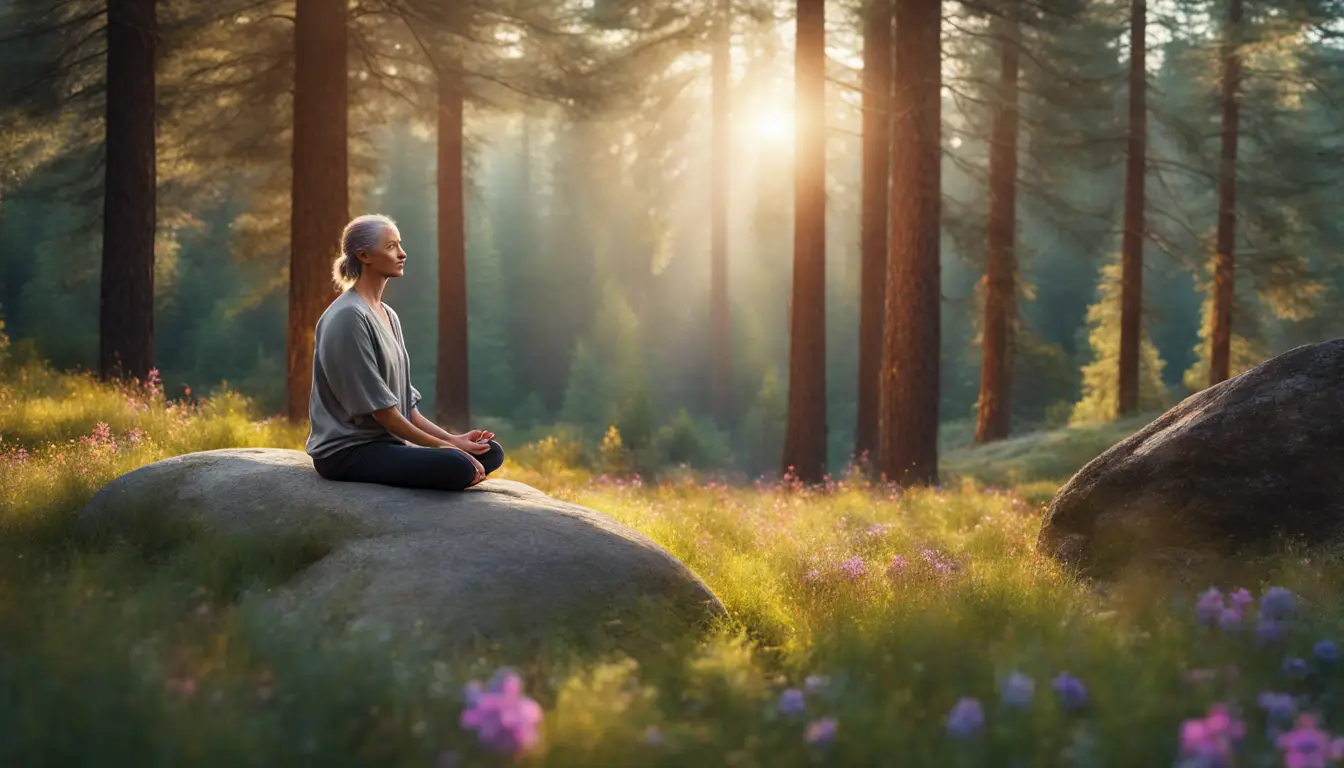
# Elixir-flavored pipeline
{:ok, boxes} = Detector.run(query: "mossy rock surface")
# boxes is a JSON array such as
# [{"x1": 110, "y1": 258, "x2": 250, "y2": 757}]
[{"x1": 78, "y1": 448, "x2": 724, "y2": 648}]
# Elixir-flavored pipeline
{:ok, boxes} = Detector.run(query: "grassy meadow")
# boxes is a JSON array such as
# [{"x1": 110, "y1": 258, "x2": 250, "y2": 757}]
[{"x1": 4, "y1": 364, "x2": 1344, "y2": 767}]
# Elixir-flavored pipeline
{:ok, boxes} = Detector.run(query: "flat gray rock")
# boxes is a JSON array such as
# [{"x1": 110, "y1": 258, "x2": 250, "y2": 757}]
[
  {"x1": 78, "y1": 448, "x2": 724, "y2": 647},
  {"x1": 1037, "y1": 338, "x2": 1344, "y2": 576}
]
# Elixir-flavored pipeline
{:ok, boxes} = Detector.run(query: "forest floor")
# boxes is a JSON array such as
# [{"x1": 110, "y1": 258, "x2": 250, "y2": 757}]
[{"x1": 2, "y1": 364, "x2": 1341, "y2": 766}]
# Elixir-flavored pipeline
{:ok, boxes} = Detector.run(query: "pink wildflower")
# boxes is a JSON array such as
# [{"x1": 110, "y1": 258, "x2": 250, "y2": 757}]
[
  {"x1": 1179, "y1": 703, "x2": 1244, "y2": 767},
  {"x1": 805, "y1": 716, "x2": 837, "y2": 746},
  {"x1": 459, "y1": 669, "x2": 543, "y2": 758},
  {"x1": 1277, "y1": 714, "x2": 1343, "y2": 768}
]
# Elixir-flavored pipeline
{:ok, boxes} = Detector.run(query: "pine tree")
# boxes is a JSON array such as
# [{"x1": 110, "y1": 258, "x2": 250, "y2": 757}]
[
  {"x1": 1208, "y1": 0, "x2": 1242, "y2": 386},
  {"x1": 98, "y1": 0, "x2": 157, "y2": 382},
  {"x1": 286, "y1": 0, "x2": 349, "y2": 421},
  {"x1": 856, "y1": 0, "x2": 892, "y2": 461},
  {"x1": 710, "y1": 0, "x2": 733, "y2": 428},
  {"x1": 1072, "y1": 256, "x2": 1170, "y2": 424},
  {"x1": 1117, "y1": 0, "x2": 1147, "y2": 415},
  {"x1": 974, "y1": 3, "x2": 1021, "y2": 443},
  {"x1": 781, "y1": 0, "x2": 829, "y2": 483},
  {"x1": 879, "y1": 0, "x2": 942, "y2": 486}
]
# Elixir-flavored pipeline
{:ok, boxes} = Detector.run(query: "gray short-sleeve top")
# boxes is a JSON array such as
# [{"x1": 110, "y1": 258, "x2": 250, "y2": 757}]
[{"x1": 305, "y1": 289, "x2": 422, "y2": 458}]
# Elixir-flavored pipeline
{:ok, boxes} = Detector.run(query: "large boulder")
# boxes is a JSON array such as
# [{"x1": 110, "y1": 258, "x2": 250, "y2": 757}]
[
  {"x1": 78, "y1": 448, "x2": 724, "y2": 647},
  {"x1": 1037, "y1": 339, "x2": 1344, "y2": 575}
]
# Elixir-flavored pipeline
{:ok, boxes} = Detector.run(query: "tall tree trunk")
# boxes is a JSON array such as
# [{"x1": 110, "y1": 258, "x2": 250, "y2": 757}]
[
  {"x1": 287, "y1": 0, "x2": 349, "y2": 421},
  {"x1": 436, "y1": 65, "x2": 470, "y2": 431},
  {"x1": 781, "y1": 0, "x2": 828, "y2": 483},
  {"x1": 1117, "y1": 0, "x2": 1146, "y2": 416},
  {"x1": 710, "y1": 0, "x2": 732, "y2": 428},
  {"x1": 512, "y1": 115, "x2": 540, "y2": 404},
  {"x1": 1209, "y1": 0, "x2": 1241, "y2": 387},
  {"x1": 974, "y1": 7, "x2": 1020, "y2": 444},
  {"x1": 879, "y1": 0, "x2": 942, "y2": 486},
  {"x1": 99, "y1": 0, "x2": 156, "y2": 382},
  {"x1": 856, "y1": 0, "x2": 892, "y2": 465}
]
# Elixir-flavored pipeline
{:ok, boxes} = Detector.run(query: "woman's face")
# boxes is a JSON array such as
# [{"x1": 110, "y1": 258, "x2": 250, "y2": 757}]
[{"x1": 358, "y1": 225, "x2": 407, "y2": 279}]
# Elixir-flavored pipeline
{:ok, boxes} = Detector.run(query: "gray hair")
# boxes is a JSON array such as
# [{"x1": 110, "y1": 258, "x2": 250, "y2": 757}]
[{"x1": 332, "y1": 213, "x2": 397, "y2": 292}]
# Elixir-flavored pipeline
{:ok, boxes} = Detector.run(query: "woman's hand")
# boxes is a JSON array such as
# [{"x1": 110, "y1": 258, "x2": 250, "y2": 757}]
[{"x1": 451, "y1": 431, "x2": 493, "y2": 455}]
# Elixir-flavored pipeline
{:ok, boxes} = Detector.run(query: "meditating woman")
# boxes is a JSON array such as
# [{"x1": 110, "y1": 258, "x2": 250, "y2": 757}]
[{"x1": 306, "y1": 213, "x2": 505, "y2": 490}]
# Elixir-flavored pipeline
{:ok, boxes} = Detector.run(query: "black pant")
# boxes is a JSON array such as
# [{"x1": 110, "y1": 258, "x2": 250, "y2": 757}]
[{"x1": 312, "y1": 440, "x2": 506, "y2": 491}]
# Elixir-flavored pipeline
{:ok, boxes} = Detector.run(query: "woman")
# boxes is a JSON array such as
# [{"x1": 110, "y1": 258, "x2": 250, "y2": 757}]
[{"x1": 306, "y1": 213, "x2": 505, "y2": 490}]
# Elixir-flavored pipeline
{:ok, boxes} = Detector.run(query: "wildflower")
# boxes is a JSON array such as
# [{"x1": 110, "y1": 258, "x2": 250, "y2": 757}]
[
  {"x1": 1276, "y1": 714, "x2": 1344, "y2": 768},
  {"x1": 946, "y1": 698, "x2": 984, "y2": 738},
  {"x1": 803, "y1": 569, "x2": 822, "y2": 583},
  {"x1": 804, "y1": 675, "x2": 830, "y2": 695},
  {"x1": 805, "y1": 716, "x2": 838, "y2": 746},
  {"x1": 1230, "y1": 588, "x2": 1254, "y2": 611},
  {"x1": 1257, "y1": 619, "x2": 1286, "y2": 646},
  {"x1": 1052, "y1": 673, "x2": 1087, "y2": 710},
  {"x1": 1314, "y1": 640, "x2": 1339, "y2": 664},
  {"x1": 1000, "y1": 672, "x2": 1035, "y2": 708},
  {"x1": 1196, "y1": 587, "x2": 1226, "y2": 626},
  {"x1": 1179, "y1": 703, "x2": 1245, "y2": 767},
  {"x1": 1285, "y1": 658, "x2": 1311, "y2": 680},
  {"x1": 1219, "y1": 607, "x2": 1244, "y2": 631},
  {"x1": 779, "y1": 688, "x2": 806, "y2": 715},
  {"x1": 459, "y1": 668, "x2": 543, "y2": 757},
  {"x1": 920, "y1": 548, "x2": 955, "y2": 575},
  {"x1": 840, "y1": 556, "x2": 866, "y2": 581},
  {"x1": 864, "y1": 523, "x2": 890, "y2": 539},
  {"x1": 1261, "y1": 588, "x2": 1297, "y2": 620},
  {"x1": 887, "y1": 555, "x2": 908, "y2": 576},
  {"x1": 1258, "y1": 692, "x2": 1296, "y2": 722}
]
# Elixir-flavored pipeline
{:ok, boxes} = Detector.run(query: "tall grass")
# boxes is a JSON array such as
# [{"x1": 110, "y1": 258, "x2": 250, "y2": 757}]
[{"x1": 2, "y1": 364, "x2": 1342, "y2": 766}]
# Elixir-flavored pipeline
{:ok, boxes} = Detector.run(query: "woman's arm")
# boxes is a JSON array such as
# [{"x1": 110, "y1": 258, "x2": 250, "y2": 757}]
[
  {"x1": 372, "y1": 406, "x2": 452, "y2": 448},
  {"x1": 375, "y1": 407, "x2": 486, "y2": 483},
  {"x1": 410, "y1": 409, "x2": 458, "y2": 443}
]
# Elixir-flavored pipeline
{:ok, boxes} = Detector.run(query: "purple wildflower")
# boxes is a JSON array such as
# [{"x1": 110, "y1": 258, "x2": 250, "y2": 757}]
[
  {"x1": 1000, "y1": 672, "x2": 1035, "y2": 708},
  {"x1": 1230, "y1": 588, "x2": 1255, "y2": 611},
  {"x1": 840, "y1": 556, "x2": 867, "y2": 581},
  {"x1": 1261, "y1": 587, "x2": 1297, "y2": 620},
  {"x1": 1179, "y1": 703, "x2": 1245, "y2": 767},
  {"x1": 864, "y1": 523, "x2": 890, "y2": 538},
  {"x1": 459, "y1": 668, "x2": 543, "y2": 757},
  {"x1": 888, "y1": 555, "x2": 908, "y2": 576},
  {"x1": 1315, "y1": 640, "x2": 1339, "y2": 664},
  {"x1": 946, "y1": 698, "x2": 985, "y2": 738},
  {"x1": 804, "y1": 569, "x2": 822, "y2": 583},
  {"x1": 1219, "y1": 607, "x2": 1244, "y2": 631},
  {"x1": 1196, "y1": 587, "x2": 1226, "y2": 626},
  {"x1": 1277, "y1": 714, "x2": 1343, "y2": 768},
  {"x1": 1258, "y1": 692, "x2": 1296, "y2": 722},
  {"x1": 921, "y1": 548, "x2": 954, "y2": 575},
  {"x1": 779, "y1": 688, "x2": 806, "y2": 715},
  {"x1": 1257, "y1": 619, "x2": 1286, "y2": 646},
  {"x1": 805, "y1": 716, "x2": 838, "y2": 746},
  {"x1": 1052, "y1": 673, "x2": 1087, "y2": 710}
]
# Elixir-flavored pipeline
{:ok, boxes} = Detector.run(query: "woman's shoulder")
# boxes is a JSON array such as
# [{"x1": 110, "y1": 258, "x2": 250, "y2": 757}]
[{"x1": 320, "y1": 291, "x2": 375, "y2": 329}]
